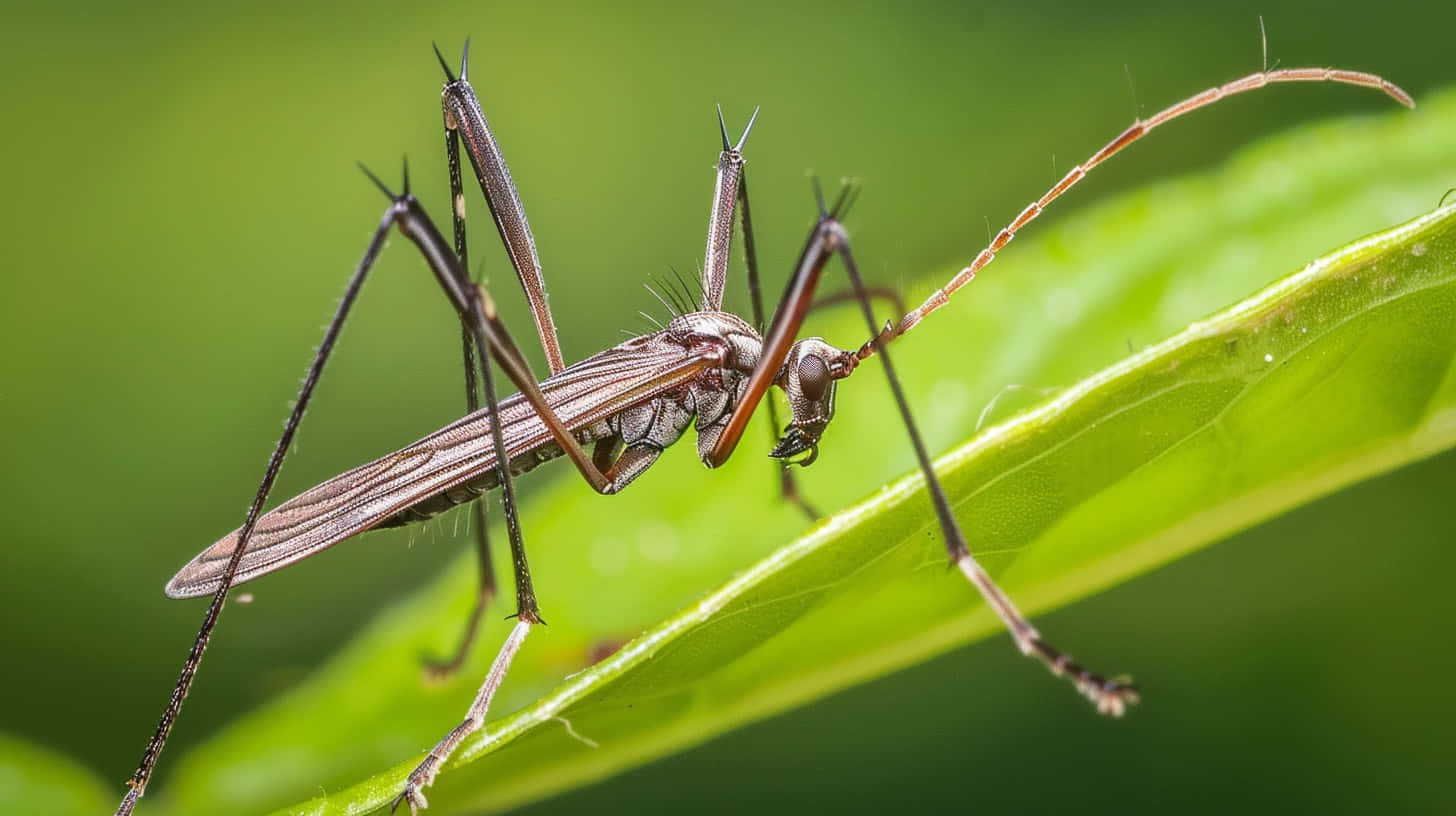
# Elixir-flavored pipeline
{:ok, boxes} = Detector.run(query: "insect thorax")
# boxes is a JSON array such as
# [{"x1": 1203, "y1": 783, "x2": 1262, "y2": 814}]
[{"x1": 624, "y1": 311, "x2": 764, "y2": 469}]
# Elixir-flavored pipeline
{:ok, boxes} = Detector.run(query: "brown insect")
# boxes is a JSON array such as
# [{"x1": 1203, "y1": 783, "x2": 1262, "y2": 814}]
[{"x1": 113, "y1": 39, "x2": 1412, "y2": 815}]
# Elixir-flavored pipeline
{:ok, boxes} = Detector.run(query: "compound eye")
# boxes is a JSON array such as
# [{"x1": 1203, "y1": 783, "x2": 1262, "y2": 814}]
[{"x1": 797, "y1": 354, "x2": 831, "y2": 402}]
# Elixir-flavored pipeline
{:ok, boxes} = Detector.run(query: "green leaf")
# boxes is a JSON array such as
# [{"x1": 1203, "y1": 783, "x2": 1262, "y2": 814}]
[
  {"x1": 0, "y1": 732, "x2": 116, "y2": 814},
  {"x1": 158, "y1": 91, "x2": 1456, "y2": 815}
]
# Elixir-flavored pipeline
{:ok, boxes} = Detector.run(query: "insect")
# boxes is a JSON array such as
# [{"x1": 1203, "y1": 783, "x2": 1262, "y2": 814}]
[{"x1": 112, "y1": 39, "x2": 1413, "y2": 815}]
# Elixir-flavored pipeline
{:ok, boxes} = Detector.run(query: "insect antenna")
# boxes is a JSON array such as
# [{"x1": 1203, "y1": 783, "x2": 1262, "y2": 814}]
[{"x1": 854, "y1": 64, "x2": 1415, "y2": 360}]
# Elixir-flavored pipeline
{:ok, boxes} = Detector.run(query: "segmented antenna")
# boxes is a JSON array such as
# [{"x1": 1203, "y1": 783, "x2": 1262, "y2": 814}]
[{"x1": 856, "y1": 66, "x2": 1414, "y2": 360}]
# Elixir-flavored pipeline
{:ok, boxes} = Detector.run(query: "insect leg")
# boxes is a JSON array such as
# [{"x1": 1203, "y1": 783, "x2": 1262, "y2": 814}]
[
  {"x1": 419, "y1": 317, "x2": 497, "y2": 680},
  {"x1": 421, "y1": 45, "x2": 505, "y2": 676},
  {"x1": 701, "y1": 105, "x2": 759, "y2": 311},
  {"x1": 420, "y1": 506, "x2": 495, "y2": 680},
  {"x1": 704, "y1": 183, "x2": 854, "y2": 466},
  {"x1": 744, "y1": 170, "x2": 821, "y2": 518},
  {"x1": 113, "y1": 164, "x2": 487, "y2": 816},
  {"x1": 395, "y1": 169, "x2": 702, "y2": 501},
  {"x1": 392, "y1": 274, "x2": 543, "y2": 814},
  {"x1": 345, "y1": 168, "x2": 548, "y2": 812},
  {"x1": 436, "y1": 41, "x2": 566, "y2": 374},
  {"x1": 699, "y1": 109, "x2": 823, "y2": 518},
  {"x1": 816, "y1": 199, "x2": 1138, "y2": 714},
  {"x1": 392, "y1": 618, "x2": 534, "y2": 815},
  {"x1": 379, "y1": 168, "x2": 620, "y2": 494}
]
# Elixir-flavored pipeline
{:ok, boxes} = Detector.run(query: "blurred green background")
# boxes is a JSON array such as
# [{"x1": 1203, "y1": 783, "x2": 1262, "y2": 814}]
[{"x1": 1, "y1": 0, "x2": 1453, "y2": 813}]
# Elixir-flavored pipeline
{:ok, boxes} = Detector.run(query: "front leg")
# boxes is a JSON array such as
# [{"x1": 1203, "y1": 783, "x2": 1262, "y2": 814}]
[{"x1": 600, "y1": 443, "x2": 664, "y2": 495}]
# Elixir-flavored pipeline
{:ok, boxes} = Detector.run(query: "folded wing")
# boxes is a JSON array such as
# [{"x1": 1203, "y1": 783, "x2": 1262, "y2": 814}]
[{"x1": 166, "y1": 334, "x2": 711, "y2": 598}]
